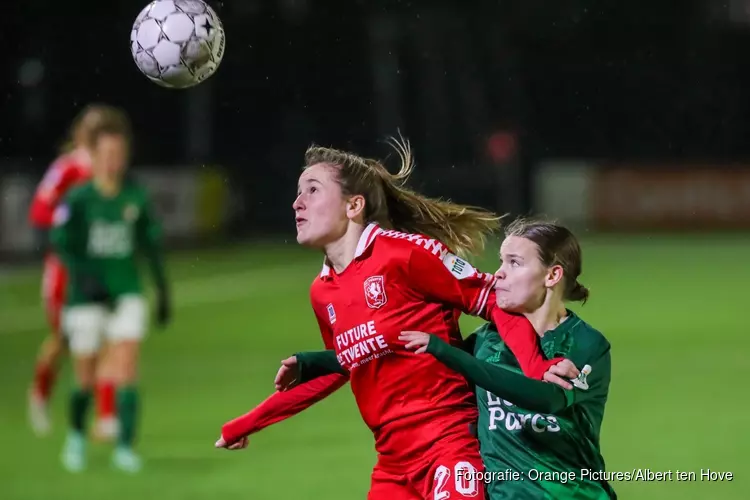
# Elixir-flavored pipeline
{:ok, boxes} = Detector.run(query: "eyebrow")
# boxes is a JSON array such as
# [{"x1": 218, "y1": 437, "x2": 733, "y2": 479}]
[
  {"x1": 298, "y1": 178, "x2": 322, "y2": 189},
  {"x1": 500, "y1": 253, "x2": 524, "y2": 260}
]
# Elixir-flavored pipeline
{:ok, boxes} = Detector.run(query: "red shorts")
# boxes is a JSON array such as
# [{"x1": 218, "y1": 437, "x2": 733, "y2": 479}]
[
  {"x1": 368, "y1": 437, "x2": 485, "y2": 500},
  {"x1": 41, "y1": 253, "x2": 67, "y2": 335}
]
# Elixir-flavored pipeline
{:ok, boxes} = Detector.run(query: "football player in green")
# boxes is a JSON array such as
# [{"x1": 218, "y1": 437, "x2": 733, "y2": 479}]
[
  {"x1": 51, "y1": 107, "x2": 171, "y2": 473},
  {"x1": 399, "y1": 218, "x2": 615, "y2": 499}
]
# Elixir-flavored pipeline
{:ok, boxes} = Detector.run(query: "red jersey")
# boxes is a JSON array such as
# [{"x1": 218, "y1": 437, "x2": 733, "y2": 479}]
[
  {"x1": 29, "y1": 149, "x2": 92, "y2": 229},
  {"x1": 222, "y1": 224, "x2": 560, "y2": 462}
]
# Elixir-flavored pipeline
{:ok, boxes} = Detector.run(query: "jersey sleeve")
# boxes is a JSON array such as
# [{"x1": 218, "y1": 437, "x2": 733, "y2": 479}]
[
  {"x1": 49, "y1": 192, "x2": 86, "y2": 272},
  {"x1": 220, "y1": 294, "x2": 349, "y2": 445},
  {"x1": 221, "y1": 373, "x2": 349, "y2": 444},
  {"x1": 426, "y1": 334, "x2": 570, "y2": 413},
  {"x1": 566, "y1": 341, "x2": 612, "y2": 406},
  {"x1": 29, "y1": 162, "x2": 81, "y2": 228},
  {"x1": 407, "y1": 246, "x2": 561, "y2": 379},
  {"x1": 135, "y1": 193, "x2": 166, "y2": 291},
  {"x1": 295, "y1": 350, "x2": 348, "y2": 383}
]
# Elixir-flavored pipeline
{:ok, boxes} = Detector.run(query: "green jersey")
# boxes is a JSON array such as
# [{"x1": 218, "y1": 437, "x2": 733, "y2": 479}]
[
  {"x1": 51, "y1": 178, "x2": 165, "y2": 305},
  {"x1": 471, "y1": 312, "x2": 615, "y2": 499}
]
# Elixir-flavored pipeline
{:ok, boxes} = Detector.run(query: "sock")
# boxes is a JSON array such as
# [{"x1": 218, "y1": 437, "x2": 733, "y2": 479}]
[
  {"x1": 70, "y1": 388, "x2": 92, "y2": 434},
  {"x1": 96, "y1": 381, "x2": 116, "y2": 420},
  {"x1": 33, "y1": 363, "x2": 57, "y2": 401},
  {"x1": 117, "y1": 386, "x2": 139, "y2": 448}
]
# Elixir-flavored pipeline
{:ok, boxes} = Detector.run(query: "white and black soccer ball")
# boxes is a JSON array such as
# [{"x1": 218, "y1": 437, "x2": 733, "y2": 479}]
[{"x1": 130, "y1": 0, "x2": 225, "y2": 89}]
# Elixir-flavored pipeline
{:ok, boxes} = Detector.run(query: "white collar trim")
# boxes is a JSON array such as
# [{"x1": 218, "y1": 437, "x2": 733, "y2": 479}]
[{"x1": 320, "y1": 223, "x2": 382, "y2": 277}]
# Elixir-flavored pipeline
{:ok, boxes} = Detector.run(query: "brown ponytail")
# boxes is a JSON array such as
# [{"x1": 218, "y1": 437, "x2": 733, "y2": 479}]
[
  {"x1": 567, "y1": 280, "x2": 590, "y2": 304},
  {"x1": 304, "y1": 136, "x2": 502, "y2": 257}
]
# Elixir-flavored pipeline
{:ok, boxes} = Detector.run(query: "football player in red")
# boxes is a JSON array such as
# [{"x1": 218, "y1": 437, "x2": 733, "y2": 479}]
[
  {"x1": 217, "y1": 139, "x2": 578, "y2": 499},
  {"x1": 28, "y1": 104, "x2": 119, "y2": 440}
]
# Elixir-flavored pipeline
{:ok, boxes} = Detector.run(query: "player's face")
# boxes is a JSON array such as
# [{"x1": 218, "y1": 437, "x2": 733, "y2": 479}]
[
  {"x1": 293, "y1": 163, "x2": 350, "y2": 248},
  {"x1": 494, "y1": 236, "x2": 551, "y2": 313},
  {"x1": 92, "y1": 133, "x2": 128, "y2": 181}
]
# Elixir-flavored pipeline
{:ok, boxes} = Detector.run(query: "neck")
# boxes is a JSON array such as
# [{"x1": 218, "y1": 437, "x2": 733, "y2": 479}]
[
  {"x1": 324, "y1": 223, "x2": 365, "y2": 273},
  {"x1": 94, "y1": 176, "x2": 120, "y2": 198},
  {"x1": 524, "y1": 291, "x2": 568, "y2": 337}
]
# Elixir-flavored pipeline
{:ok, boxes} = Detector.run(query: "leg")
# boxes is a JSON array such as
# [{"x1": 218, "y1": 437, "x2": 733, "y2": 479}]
[
  {"x1": 92, "y1": 342, "x2": 118, "y2": 442},
  {"x1": 29, "y1": 256, "x2": 67, "y2": 435},
  {"x1": 60, "y1": 304, "x2": 107, "y2": 472},
  {"x1": 28, "y1": 335, "x2": 65, "y2": 435},
  {"x1": 106, "y1": 295, "x2": 148, "y2": 473}
]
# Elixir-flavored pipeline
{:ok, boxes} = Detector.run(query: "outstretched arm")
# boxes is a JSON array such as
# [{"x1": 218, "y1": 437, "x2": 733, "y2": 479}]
[
  {"x1": 219, "y1": 300, "x2": 349, "y2": 446},
  {"x1": 424, "y1": 335, "x2": 570, "y2": 413},
  {"x1": 220, "y1": 373, "x2": 348, "y2": 444},
  {"x1": 401, "y1": 332, "x2": 606, "y2": 413}
]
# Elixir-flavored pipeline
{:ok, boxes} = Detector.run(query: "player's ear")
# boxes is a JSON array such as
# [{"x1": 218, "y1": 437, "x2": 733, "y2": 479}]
[
  {"x1": 545, "y1": 264, "x2": 564, "y2": 288},
  {"x1": 346, "y1": 194, "x2": 366, "y2": 221}
]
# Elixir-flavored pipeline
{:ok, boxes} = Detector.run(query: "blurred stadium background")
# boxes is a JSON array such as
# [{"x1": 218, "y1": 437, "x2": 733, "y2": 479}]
[{"x1": 0, "y1": 0, "x2": 747, "y2": 498}]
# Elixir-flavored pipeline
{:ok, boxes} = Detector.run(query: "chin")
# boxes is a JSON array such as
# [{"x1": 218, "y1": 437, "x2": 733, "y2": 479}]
[
  {"x1": 296, "y1": 232, "x2": 310, "y2": 246},
  {"x1": 296, "y1": 231, "x2": 321, "y2": 248},
  {"x1": 496, "y1": 298, "x2": 522, "y2": 313}
]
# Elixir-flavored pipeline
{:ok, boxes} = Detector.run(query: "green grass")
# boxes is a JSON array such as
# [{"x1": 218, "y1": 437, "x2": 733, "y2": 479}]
[{"x1": 0, "y1": 235, "x2": 746, "y2": 499}]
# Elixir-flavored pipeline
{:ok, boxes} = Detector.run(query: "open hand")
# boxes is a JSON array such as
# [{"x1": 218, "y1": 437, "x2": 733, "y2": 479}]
[
  {"x1": 398, "y1": 331, "x2": 431, "y2": 354},
  {"x1": 274, "y1": 356, "x2": 300, "y2": 391},
  {"x1": 543, "y1": 359, "x2": 580, "y2": 390}
]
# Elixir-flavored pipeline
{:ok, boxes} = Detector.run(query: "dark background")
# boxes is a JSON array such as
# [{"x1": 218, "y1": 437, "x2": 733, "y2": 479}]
[{"x1": 3, "y1": 0, "x2": 750, "y2": 241}]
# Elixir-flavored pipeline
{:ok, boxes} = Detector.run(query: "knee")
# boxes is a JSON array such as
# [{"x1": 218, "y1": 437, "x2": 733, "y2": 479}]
[
  {"x1": 113, "y1": 342, "x2": 140, "y2": 385},
  {"x1": 75, "y1": 356, "x2": 98, "y2": 389}
]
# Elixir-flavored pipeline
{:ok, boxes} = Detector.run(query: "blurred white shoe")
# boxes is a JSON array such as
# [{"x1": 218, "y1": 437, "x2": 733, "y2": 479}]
[
  {"x1": 61, "y1": 431, "x2": 86, "y2": 473},
  {"x1": 28, "y1": 390, "x2": 51, "y2": 437},
  {"x1": 112, "y1": 447, "x2": 142, "y2": 473},
  {"x1": 92, "y1": 416, "x2": 120, "y2": 442}
]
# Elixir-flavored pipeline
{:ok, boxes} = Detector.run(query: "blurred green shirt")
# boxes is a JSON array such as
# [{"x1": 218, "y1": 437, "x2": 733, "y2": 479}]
[{"x1": 51, "y1": 178, "x2": 165, "y2": 305}]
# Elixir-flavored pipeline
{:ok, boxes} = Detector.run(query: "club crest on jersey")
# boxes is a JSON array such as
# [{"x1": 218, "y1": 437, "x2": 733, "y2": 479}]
[
  {"x1": 327, "y1": 303, "x2": 336, "y2": 324},
  {"x1": 123, "y1": 204, "x2": 140, "y2": 223},
  {"x1": 363, "y1": 275, "x2": 387, "y2": 309},
  {"x1": 572, "y1": 364, "x2": 592, "y2": 390}
]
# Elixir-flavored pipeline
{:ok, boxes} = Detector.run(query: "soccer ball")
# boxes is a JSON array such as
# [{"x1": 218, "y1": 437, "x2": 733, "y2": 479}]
[{"x1": 130, "y1": 0, "x2": 225, "y2": 89}]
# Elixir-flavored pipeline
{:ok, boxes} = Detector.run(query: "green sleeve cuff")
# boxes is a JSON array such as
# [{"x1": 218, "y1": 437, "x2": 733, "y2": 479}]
[
  {"x1": 427, "y1": 335, "x2": 571, "y2": 413},
  {"x1": 295, "y1": 350, "x2": 347, "y2": 383}
]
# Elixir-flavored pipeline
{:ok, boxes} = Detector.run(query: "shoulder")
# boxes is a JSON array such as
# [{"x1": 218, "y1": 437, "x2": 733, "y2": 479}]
[
  {"x1": 568, "y1": 314, "x2": 611, "y2": 364},
  {"x1": 123, "y1": 178, "x2": 154, "y2": 208},
  {"x1": 376, "y1": 228, "x2": 452, "y2": 258},
  {"x1": 469, "y1": 322, "x2": 497, "y2": 347},
  {"x1": 65, "y1": 182, "x2": 94, "y2": 203},
  {"x1": 471, "y1": 321, "x2": 498, "y2": 340},
  {"x1": 52, "y1": 184, "x2": 90, "y2": 226},
  {"x1": 38, "y1": 155, "x2": 74, "y2": 190},
  {"x1": 122, "y1": 176, "x2": 147, "y2": 195},
  {"x1": 374, "y1": 228, "x2": 463, "y2": 272}
]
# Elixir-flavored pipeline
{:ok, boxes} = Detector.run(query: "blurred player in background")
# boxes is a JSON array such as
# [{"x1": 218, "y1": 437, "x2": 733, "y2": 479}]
[
  {"x1": 28, "y1": 105, "x2": 122, "y2": 440},
  {"x1": 400, "y1": 218, "x2": 616, "y2": 499},
  {"x1": 50, "y1": 107, "x2": 171, "y2": 473},
  {"x1": 217, "y1": 140, "x2": 577, "y2": 499}
]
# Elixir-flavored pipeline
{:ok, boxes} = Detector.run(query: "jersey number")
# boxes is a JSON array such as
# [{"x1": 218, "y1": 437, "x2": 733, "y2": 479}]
[{"x1": 433, "y1": 461, "x2": 479, "y2": 499}]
